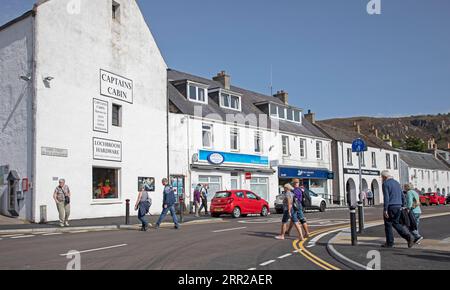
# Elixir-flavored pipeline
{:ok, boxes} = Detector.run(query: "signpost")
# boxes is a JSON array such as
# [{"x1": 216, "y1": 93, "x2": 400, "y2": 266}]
[{"x1": 352, "y1": 138, "x2": 367, "y2": 237}]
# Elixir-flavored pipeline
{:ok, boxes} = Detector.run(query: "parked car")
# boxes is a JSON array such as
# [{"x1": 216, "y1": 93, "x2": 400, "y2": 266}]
[
  {"x1": 419, "y1": 192, "x2": 430, "y2": 206},
  {"x1": 274, "y1": 188, "x2": 327, "y2": 213},
  {"x1": 425, "y1": 192, "x2": 446, "y2": 206},
  {"x1": 210, "y1": 190, "x2": 270, "y2": 218}
]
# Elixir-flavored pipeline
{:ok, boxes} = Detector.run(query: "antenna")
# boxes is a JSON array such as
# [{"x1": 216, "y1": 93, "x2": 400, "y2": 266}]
[{"x1": 270, "y1": 64, "x2": 273, "y2": 96}]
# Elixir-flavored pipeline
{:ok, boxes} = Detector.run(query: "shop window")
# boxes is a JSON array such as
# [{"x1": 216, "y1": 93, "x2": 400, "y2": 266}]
[
  {"x1": 93, "y1": 167, "x2": 119, "y2": 200},
  {"x1": 250, "y1": 178, "x2": 268, "y2": 201},
  {"x1": 199, "y1": 176, "x2": 222, "y2": 203}
]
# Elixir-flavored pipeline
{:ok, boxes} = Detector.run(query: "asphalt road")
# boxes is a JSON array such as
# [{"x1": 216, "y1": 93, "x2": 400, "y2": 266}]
[{"x1": 0, "y1": 205, "x2": 449, "y2": 270}]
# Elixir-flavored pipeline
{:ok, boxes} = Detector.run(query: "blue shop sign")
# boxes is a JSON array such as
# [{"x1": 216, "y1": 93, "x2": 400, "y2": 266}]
[
  {"x1": 279, "y1": 167, "x2": 334, "y2": 180},
  {"x1": 199, "y1": 150, "x2": 269, "y2": 166}
]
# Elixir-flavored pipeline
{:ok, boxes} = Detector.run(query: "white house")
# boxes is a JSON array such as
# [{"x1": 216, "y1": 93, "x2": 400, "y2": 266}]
[
  {"x1": 314, "y1": 123, "x2": 401, "y2": 206},
  {"x1": 0, "y1": 0, "x2": 168, "y2": 222},
  {"x1": 399, "y1": 149, "x2": 450, "y2": 196},
  {"x1": 168, "y1": 69, "x2": 334, "y2": 210}
]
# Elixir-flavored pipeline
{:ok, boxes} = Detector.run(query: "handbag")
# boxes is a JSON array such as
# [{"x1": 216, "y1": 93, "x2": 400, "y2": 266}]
[{"x1": 60, "y1": 187, "x2": 70, "y2": 205}]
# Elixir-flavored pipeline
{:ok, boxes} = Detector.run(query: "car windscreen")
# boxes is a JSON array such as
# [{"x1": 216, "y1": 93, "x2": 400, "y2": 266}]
[{"x1": 214, "y1": 192, "x2": 231, "y2": 198}]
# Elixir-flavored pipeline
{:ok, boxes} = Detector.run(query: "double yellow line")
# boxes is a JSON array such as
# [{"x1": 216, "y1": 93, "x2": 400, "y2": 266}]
[{"x1": 292, "y1": 225, "x2": 348, "y2": 270}]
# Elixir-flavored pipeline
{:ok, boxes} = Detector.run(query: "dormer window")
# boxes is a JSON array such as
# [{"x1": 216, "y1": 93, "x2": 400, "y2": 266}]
[
  {"x1": 220, "y1": 92, "x2": 241, "y2": 111},
  {"x1": 187, "y1": 81, "x2": 208, "y2": 104},
  {"x1": 269, "y1": 104, "x2": 301, "y2": 123}
]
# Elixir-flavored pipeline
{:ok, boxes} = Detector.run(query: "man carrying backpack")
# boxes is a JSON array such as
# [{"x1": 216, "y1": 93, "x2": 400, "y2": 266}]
[
  {"x1": 405, "y1": 183, "x2": 423, "y2": 244},
  {"x1": 155, "y1": 178, "x2": 180, "y2": 230}
]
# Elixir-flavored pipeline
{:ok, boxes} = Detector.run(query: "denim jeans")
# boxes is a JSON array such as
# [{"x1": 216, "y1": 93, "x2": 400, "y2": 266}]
[
  {"x1": 156, "y1": 205, "x2": 179, "y2": 227},
  {"x1": 411, "y1": 212, "x2": 421, "y2": 239},
  {"x1": 384, "y1": 206, "x2": 412, "y2": 246}
]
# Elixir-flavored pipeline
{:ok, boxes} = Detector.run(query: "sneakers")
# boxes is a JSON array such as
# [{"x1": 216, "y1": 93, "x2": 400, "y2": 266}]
[
  {"x1": 64, "y1": 221, "x2": 70, "y2": 227},
  {"x1": 414, "y1": 236, "x2": 424, "y2": 245},
  {"x1": 59, "y1": 223, "x2": 64, "y2": 227},
  {"x1": 407, "y1": 239, "x2": 414, "y2": 248},
  {"x1": 174, "y1": 225, "x2": 180, "y2": 230}
]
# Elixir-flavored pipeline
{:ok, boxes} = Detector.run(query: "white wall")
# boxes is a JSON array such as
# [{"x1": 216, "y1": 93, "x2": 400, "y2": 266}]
[
  {"x1": 0, "y1": 15, "x2": 34, "y2": 219},
  {"x1": 31, "y1": 0, "x2": 168, "y2": 221},
  {"x1": 338, "y1": 141, "x2": 400, "y2": 205},
  {"x1": 409, "y1": 167, "x2": 450, "y2": 194}
]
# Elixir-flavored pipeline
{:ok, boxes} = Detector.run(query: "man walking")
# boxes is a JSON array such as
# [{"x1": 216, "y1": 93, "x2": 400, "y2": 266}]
[
  {"x1": 193, "y1": 184, "x2": 202, "y2": 217},
  {"x1": 381, "y1": 171, "x2": 413, "y2": 248},
  {"x1": 367, "y1": 190, "x2": 374, "y2": 206},
  {"x1": 155, "y1": 178, "x2": 180, "y2": 229},
  {"x1": 198, "y1": 184, "x2": 209, "y2": 215},
  {"x1": 53, "y1": 179, "x2": 71, "y2": 227}
]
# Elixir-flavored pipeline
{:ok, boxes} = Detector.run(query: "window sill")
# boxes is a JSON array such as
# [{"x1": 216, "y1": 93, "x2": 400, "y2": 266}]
[{"x1": 91, "y1": 200, "x2": 123, "y2": 205}]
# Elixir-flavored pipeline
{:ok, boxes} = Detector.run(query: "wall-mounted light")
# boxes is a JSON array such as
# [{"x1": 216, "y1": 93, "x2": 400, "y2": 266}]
[
  {"x1": 20, "y1": 75, "x2": 32, "y2": 82},
  {"x1": 44, "y1": 76, "x2": 54, "y2": 82}
]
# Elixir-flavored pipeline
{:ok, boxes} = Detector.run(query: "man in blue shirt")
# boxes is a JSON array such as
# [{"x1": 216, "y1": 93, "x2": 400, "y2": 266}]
[
  {"x1": 381, "y1": 171, "x2": 412, "y2": 248},
  {"x1": 286, "y1": 179, "x2": 310, "y2": 238},
  {"x1": 155, "y1": 178, "x2": 180, "y2": 229}
]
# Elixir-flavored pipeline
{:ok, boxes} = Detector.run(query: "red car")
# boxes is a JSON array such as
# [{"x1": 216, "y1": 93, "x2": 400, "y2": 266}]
[
  {"x1": 210, "y1": 190, "x2": 270, "y2": 218},
  {"x1": 419, "y1": 192, "x2": 430, "y2": 206},
  {"x1": 426, "y1": 192, "x2": 446, "y2": 206}
]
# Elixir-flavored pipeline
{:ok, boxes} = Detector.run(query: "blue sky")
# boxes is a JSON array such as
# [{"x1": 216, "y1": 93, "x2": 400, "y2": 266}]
[{"x1": 1, "y1": 0, "x2": 450, "y2": 119}]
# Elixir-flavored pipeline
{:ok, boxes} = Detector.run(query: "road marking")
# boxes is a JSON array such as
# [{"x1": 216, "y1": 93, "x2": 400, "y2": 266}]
[
  {"x1": 42, "y1": 233, "x2": 63, "y2": 236},
  {"x1": 69, "y1": 230, "x2": 89, "y2": 234},
  {"x1": 259, "y1": 260, "x2": 276, "y2": 266},
  {"x1": 212, "y1": 227, "x2": 247, "y2": 233},
  {"x1": 248, "y1": 268, "x2": 257, "y2": 271},
  {"x1": 1, "y1": 234, "x2": 25, "y2": 238},
  {"x1": 11, "y1": 235, "x2": 35, "y2": 239},
  {"x1": 278, "y1": 253, "x2": 292, "y2": 259},
  {"x1": 59, "y1": 244, "x2": 128, "y2": 256}
]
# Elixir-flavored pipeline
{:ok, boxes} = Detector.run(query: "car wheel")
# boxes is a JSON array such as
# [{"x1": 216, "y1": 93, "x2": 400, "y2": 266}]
[
  {"x1": 232, "y1": 207, "x2": 241, "y2": 218},
  {"x1": 319, "y1": 201, "x2": 326, "y2": 212},
  {"x1": 261, "y1": 206, "x2": 269, "y2": 217}
]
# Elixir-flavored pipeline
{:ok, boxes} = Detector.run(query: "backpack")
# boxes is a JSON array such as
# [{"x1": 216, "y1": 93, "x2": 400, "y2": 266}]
[{"x1": 302, "y1": 189, "x2": 311, "y2": 207}]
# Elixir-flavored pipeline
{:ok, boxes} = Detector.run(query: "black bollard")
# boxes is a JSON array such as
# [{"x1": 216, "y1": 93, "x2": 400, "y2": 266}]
[
  {"x1": 357, "y1": 201, "x2": 364, "y2": 233},
  {"x1": 350, "y1": 206, "x2": 358, "y2": 246},
  {"x1": 125, "y1": 199, "x2": 130, "y2": 225}
]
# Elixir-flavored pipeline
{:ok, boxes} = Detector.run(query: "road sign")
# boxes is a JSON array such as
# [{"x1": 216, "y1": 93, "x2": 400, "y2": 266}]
[
  {"x1": 245, "y1": 172, "x2": 252, "y2": 180},
  {"x1": 352, "y1": 138, "x2": 367, "y2": 153}
]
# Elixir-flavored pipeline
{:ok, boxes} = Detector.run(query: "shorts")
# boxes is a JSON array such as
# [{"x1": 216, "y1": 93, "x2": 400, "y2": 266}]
[
  {"x1": 295, "y1": 204, "x2": 307, "y2": 224},
  {"x1": 282, "y1": 209, "x2": 299, "y2": 224}
]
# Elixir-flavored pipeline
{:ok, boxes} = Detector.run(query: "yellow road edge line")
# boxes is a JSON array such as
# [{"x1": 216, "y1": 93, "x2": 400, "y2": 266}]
[{"x1": 292, "y1": 239, "x2": 331, "y2": 270}]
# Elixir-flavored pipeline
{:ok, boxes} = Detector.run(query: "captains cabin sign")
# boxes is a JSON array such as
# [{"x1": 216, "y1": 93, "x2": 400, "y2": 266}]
[{"x1": 100, "y1": 69, "x2": 133, "y2": 104}]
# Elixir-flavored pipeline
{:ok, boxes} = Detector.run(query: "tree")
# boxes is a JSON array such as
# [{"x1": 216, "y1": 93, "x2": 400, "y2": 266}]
[{"x1": 403, "y1": 137, "x2": 426, "y2": 152}]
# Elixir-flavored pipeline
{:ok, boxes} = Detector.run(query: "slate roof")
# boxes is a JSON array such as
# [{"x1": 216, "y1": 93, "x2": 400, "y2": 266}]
[
  {"x1": 315, "y1": 122, "x2": 395, "y2": 151},
  {"x1": 398, "y1": 149, "x2": 450, "y2": 171},
  {"x1": 168, "y1": 69, "x2": 329, "y2": 139}
]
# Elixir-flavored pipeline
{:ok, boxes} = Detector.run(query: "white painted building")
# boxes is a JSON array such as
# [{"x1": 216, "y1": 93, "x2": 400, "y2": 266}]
[
  {"x1": 168, "y1": 69, "x2": 334, "y2": 209},
  {"x1": 0, "y1": 0, "x2": 168, "y2": 222},
  {"x1": 315, "y1": 123, "x2": 401, "y2": 206},
  {"x1": 399, "y1": 149, "x2": 450, "y2": 196}
]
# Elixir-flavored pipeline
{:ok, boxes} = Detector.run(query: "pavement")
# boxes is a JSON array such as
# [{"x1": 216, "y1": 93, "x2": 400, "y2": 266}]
[{"x1": 0, "y1": 205, "x2": 449, "y2": 270}]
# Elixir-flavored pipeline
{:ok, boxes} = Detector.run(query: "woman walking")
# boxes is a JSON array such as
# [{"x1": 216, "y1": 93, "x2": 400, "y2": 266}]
[
  {"x1": 135, "y1": 187, "x2": 152, "y2": 231},
  {"x1": 275, "y1": 183, "x2": 304, "y2": 241}
]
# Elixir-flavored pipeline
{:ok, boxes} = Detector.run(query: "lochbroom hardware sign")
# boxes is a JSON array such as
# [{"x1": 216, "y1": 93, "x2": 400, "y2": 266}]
[
  {"x1": 93, "y1": 138, "x2": 122, "y2": 162},
  {"x1": 100, "y1": 69, "x2": 133, "y2": 104}
]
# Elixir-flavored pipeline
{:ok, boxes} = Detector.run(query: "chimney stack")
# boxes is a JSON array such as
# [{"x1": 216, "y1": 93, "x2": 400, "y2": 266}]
[
  {"x1": 305, "y1": 110, "x2": 316, "y2": 124},
  {"x1": 274, "y1": 90, "x2": 289, "y2": 105},
  {"x1": 427, "y1": 138, "x2": 436, "y2": 150},
  {"x1": 374, "y1": 129, "x2": 379, "y2": 138},
  {"x1": 213, "y1": 71, "x2": 231, "y2": 90},
  {"x1": 354, "y1": 122, "x2": 361, "y2": 134}
]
